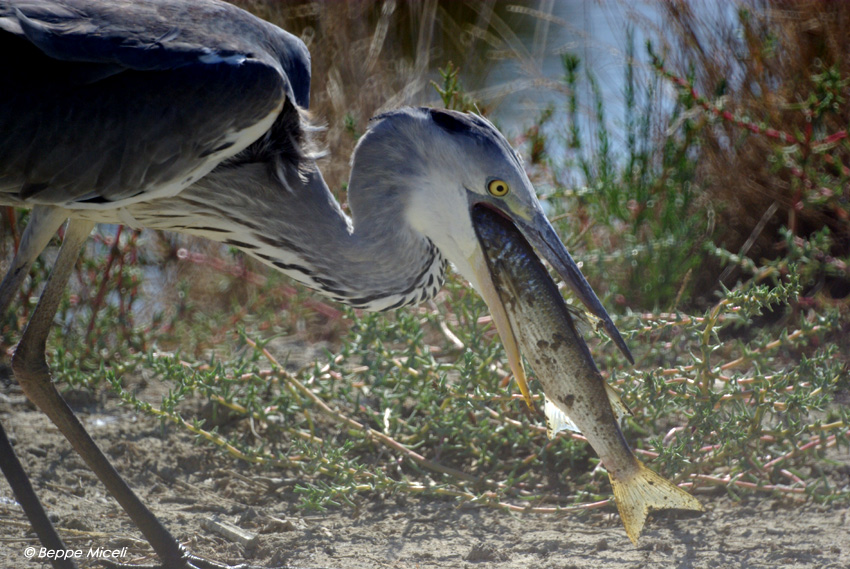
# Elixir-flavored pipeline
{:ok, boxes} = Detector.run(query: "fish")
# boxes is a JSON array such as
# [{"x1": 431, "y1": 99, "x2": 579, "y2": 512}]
[{"x1": 471, "y1": 204, "x2": 703, "y2": 544}]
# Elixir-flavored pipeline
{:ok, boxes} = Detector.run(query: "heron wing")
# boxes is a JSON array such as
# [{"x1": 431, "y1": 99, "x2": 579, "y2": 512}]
[{"x1": 0, "y1": 0, "x2": 310, "y2": 206}]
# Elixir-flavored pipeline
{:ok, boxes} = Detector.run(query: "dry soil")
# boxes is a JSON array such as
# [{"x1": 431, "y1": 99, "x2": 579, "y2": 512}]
[{"x1": 1, "y1": 383, "x2": 848, "y2": 569}]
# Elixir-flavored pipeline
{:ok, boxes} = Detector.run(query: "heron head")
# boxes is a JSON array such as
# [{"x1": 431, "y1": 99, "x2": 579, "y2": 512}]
[{"x1": 356, "y1": 108, "x2": 632, "y2": 404}]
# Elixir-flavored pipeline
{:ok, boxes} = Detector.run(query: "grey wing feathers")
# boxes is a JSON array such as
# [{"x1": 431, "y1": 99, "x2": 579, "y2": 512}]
[{"x1": 0, "y1": 0, "x2": 311, "y2": 205}]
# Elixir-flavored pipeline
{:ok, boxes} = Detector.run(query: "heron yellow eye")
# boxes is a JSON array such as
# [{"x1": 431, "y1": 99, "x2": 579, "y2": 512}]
[{"x1": 487, "y1": 179, "x2": 510, "y2": 197}]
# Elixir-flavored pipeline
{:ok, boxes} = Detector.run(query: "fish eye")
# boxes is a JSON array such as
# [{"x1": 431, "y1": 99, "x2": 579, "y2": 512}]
[{"x1": 487, "y1": 179, "x2": 510, "y2": 197}]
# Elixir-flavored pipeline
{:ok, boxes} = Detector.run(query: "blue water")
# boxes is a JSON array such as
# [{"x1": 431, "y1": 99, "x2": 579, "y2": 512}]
[{"x1": 464, "y1": 1, "x2": 662, "y2": 162}]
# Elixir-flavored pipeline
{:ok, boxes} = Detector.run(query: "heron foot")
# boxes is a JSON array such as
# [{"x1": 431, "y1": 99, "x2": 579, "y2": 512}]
[{"x1": 101, "y1": 551, "x2": 263, "y2": 569}]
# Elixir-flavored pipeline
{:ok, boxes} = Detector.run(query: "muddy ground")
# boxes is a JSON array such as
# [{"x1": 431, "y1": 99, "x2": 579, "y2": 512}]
[{"x1": 1, "y1": 383, "x2": 848, "y2": 569}]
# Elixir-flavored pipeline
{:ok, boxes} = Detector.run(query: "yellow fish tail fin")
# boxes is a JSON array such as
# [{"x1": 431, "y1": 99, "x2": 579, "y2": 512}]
[{"x1": 609, "y1": 460, "x2": 704, "y2": 545}]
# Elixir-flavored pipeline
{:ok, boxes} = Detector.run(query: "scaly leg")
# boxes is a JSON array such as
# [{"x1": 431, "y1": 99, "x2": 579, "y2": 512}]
[
  {"x1": 0, "y1": 207, "x2": 76, "y2": 569},
  {"x1": 0, "y1": 422, "x2": 77, "y2": 569},
  {"x1": 10, "y1": 218, "x2": 254, "y2": 569}
]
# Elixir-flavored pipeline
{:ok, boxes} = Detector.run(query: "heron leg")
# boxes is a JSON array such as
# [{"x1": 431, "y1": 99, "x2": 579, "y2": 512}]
[
  {"x1": 0, "y1": 421, "x2": 79, "y2": 569},
  {"x1": 0, "y1": 206, "x2": 69, "y2": 317},
  {"x1": 0, "y1": 206, "x2": 78, "y2": 569},
  {"x1": 9, "y1": 218, "x2": 195, "y2": 566},
  {"x1": 9, "y1": 218, "x2": 257, "y2": 569}
]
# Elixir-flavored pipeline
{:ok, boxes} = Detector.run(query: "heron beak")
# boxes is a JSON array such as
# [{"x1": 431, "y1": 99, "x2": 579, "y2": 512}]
[
  {"x1": 468, "y1": 245, "x2": 534, "y2": 408},
  {"x1": 512, "y1": 212, "x2": 634, "y2": 364}
]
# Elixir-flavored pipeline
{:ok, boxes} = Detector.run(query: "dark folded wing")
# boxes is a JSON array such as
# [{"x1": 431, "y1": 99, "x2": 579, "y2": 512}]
[{"x1": 0, "y1": 0, "x2": 310, "y2": 206}]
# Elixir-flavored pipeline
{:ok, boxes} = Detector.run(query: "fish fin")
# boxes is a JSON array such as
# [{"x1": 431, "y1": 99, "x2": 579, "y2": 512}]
[
  {"x1": 544, "y1": 396, "x2": 580, "y2": 437},
  {"x1": 609, "y1": 460, "x2": 704, "y2": 545},
  {"x1": 604, "y1": 383, "x2": 632, "y2": 422},
  {"x1": 544, "y1": 383, "x2": 631, "y2": 439}
]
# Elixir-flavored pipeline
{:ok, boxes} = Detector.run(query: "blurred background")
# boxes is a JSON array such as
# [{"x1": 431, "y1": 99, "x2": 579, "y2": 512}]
[{"x1": 227, "y1": 0, "x2": 850, "y2": 311}]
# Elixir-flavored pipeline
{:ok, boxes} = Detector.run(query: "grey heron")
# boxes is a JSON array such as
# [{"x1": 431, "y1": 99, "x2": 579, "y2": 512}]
[{"x1": 0, "y1": 1, "x2": 633, "y2": 567}]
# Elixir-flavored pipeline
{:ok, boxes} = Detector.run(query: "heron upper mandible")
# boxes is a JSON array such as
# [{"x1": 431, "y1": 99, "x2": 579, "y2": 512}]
[{"x1": 0, "y1": 1, "x2": 632, "y2": 568}]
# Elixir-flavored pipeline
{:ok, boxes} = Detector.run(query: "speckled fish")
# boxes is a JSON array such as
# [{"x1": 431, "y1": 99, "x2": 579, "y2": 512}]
[{"x1": 471, "y1": 205, "x2": 703, "y2": 544}]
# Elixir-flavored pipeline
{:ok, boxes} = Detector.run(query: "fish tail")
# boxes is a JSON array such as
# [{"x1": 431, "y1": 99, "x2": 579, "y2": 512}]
[{"x1": 609, "y1": 460, "x2": 704, "y2": 545}]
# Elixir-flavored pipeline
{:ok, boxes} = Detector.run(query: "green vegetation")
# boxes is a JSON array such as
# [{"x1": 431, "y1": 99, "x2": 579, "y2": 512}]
[{"x1": 1, "y1": 1, "x2": 847, "y2": 517}]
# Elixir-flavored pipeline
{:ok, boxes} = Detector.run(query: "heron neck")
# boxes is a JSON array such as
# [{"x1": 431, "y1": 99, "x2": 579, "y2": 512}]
[{"x1": 181, "y1": 162, "x2": 445, "y2": 311}]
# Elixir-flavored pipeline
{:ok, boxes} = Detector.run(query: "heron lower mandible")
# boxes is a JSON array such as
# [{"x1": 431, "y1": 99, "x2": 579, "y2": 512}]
[{"x1": 0, "y1": 1, "x2": 632, "y2": 568}]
